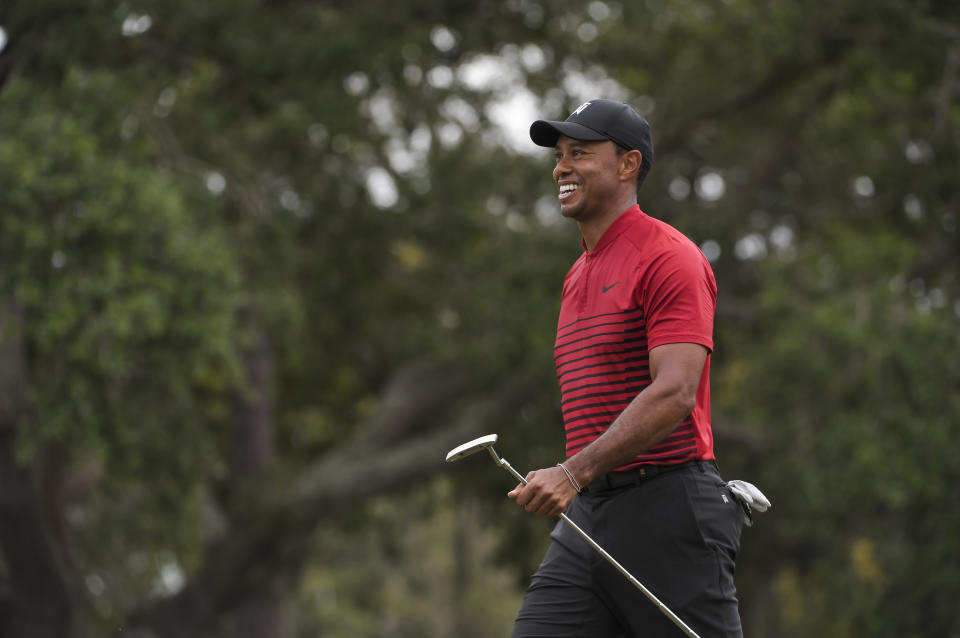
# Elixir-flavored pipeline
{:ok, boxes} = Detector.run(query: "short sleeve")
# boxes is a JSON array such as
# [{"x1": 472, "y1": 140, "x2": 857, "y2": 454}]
[{"x1": 639, "y1": 244, "x2": 717, "y2": 352}]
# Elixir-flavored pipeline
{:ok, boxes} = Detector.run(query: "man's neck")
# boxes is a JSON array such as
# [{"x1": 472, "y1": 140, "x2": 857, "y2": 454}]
[{"x1": 579, "y1": 198, "x2": 637, "y2": 251}]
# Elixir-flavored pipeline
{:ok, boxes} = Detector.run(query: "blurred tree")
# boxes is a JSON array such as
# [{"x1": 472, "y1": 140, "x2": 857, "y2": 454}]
[
  {"x1": 0, "y1": 0, "x2": 957, "y2": 636},
  {"x1": 0, "y1": 1, "x2": 568, "y2": 636}
]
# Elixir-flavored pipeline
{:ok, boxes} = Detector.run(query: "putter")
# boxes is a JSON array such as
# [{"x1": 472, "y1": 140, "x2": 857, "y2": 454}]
[{"x1": 445, "y1": 434, "x2": 702, "y2": 638}]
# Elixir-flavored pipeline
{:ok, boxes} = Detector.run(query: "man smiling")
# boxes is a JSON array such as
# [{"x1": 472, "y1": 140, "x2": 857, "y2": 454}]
[{"x1": 508, "y1": 100, "x2": 744, "y2": 637}]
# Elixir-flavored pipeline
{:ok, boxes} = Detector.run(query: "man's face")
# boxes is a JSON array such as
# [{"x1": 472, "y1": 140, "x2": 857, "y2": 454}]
[{"x1": 552, "y1": 136, "x2": 623, "y2": 221}]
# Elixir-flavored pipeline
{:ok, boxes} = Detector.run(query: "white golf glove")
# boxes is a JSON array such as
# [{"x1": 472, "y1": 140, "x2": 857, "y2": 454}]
[{"x1": 725, "y1": 480, "x2": 771, "y2": 527}]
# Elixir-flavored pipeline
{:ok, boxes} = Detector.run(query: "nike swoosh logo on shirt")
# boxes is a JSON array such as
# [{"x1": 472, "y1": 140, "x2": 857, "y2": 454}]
[{"x1": 602, "y1": 282, "x2": 620, "y2": 293}]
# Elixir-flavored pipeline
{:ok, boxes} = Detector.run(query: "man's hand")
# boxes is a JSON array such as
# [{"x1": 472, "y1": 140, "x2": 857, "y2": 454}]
[{"x1": 507, "y1": 466, "x2": 577, "y2": 517}]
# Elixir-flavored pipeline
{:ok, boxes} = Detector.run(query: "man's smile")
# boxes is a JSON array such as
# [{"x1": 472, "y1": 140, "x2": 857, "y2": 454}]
[{"x1": 558, "y1": 182, "x2": 580, "y2": 202}]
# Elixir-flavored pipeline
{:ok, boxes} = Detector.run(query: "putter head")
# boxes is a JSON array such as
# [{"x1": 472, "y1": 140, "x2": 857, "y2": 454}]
[{"x1": 445, "y1": 434, "x2": 499, "y2": 463}]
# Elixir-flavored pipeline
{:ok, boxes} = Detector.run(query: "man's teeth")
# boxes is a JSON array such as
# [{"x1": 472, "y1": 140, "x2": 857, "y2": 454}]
[{"x1": 559, "y1": 184, "x2": 578, "y2": 194}]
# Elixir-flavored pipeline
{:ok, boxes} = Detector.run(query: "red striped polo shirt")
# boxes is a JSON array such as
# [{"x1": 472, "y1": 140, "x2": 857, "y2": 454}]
[{"x1": 555, "y1": 205, "x2": 717, "y2": 470}]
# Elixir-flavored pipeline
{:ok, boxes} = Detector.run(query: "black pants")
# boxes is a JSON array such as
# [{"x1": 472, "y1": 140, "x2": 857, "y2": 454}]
[{"x1": 512, "y1": 462, "x2": 743, "y2": 638}]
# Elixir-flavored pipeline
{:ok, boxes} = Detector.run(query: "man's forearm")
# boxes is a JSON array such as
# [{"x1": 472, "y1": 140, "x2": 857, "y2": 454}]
[{"x1": 564, "y1": 379, "x2": 695, "y2": 486}]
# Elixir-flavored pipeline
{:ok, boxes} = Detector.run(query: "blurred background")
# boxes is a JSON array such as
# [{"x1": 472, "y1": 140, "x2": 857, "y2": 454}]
[{"x1": 0, "y1": 0, "x2": 958, "y2": 636}]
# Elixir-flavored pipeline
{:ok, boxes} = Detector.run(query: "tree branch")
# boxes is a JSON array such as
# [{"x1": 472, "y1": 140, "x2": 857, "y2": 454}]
[
  {"x1": 657, "y1": 35, "x2": 854, "y2": 156},
  {"x1": 126, "y1": 364, "x2": 535, "y2": 638}
]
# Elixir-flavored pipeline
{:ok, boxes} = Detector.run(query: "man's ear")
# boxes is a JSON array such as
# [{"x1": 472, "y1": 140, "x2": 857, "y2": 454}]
[{"x1": 619, "y1": 150, "x2": 642, "y2": 183}]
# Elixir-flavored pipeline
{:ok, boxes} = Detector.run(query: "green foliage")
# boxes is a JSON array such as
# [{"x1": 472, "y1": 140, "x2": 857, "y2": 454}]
[
  {"x1": 0, "y1": 69, "x2": 245, "y2": 595},
  {"x1": 1, "y1": 72, "x2": 239, "y2": 460}
]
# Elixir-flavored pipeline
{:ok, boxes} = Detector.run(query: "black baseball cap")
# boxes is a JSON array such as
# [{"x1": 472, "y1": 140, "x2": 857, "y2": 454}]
[{"x1": 529, "y1": 99, "x2": 654, "y2": 166}]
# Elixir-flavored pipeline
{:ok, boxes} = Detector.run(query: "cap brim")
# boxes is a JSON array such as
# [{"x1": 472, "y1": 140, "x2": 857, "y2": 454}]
[{"x1": 529, "y1": 120, "x2": 610, "y2": 147}]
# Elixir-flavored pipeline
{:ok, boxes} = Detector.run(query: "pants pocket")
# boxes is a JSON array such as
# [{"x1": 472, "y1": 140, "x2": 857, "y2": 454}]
[{"x1": 690, "y1": 473, "x2": 743, "y2": 599}]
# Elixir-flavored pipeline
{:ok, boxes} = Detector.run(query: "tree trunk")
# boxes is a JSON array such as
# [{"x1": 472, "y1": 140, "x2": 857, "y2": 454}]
[{"x1": 0, "y1": 305, "x2": 89, "y2": 637}]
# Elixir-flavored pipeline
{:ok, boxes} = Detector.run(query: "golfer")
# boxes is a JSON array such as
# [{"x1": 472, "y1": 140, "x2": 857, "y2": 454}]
[{"x1": 508, "y1": 99, "x2": 744, "y2": 637}]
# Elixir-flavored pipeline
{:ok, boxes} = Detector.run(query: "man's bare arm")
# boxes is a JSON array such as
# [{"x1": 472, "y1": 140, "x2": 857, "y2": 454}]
[
  {"x1": 508, "y1": 342, "x2": 708, "y2": 517},
  {"x1": 564, "y1": 342, "x2": 708, "y2": 485}
]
